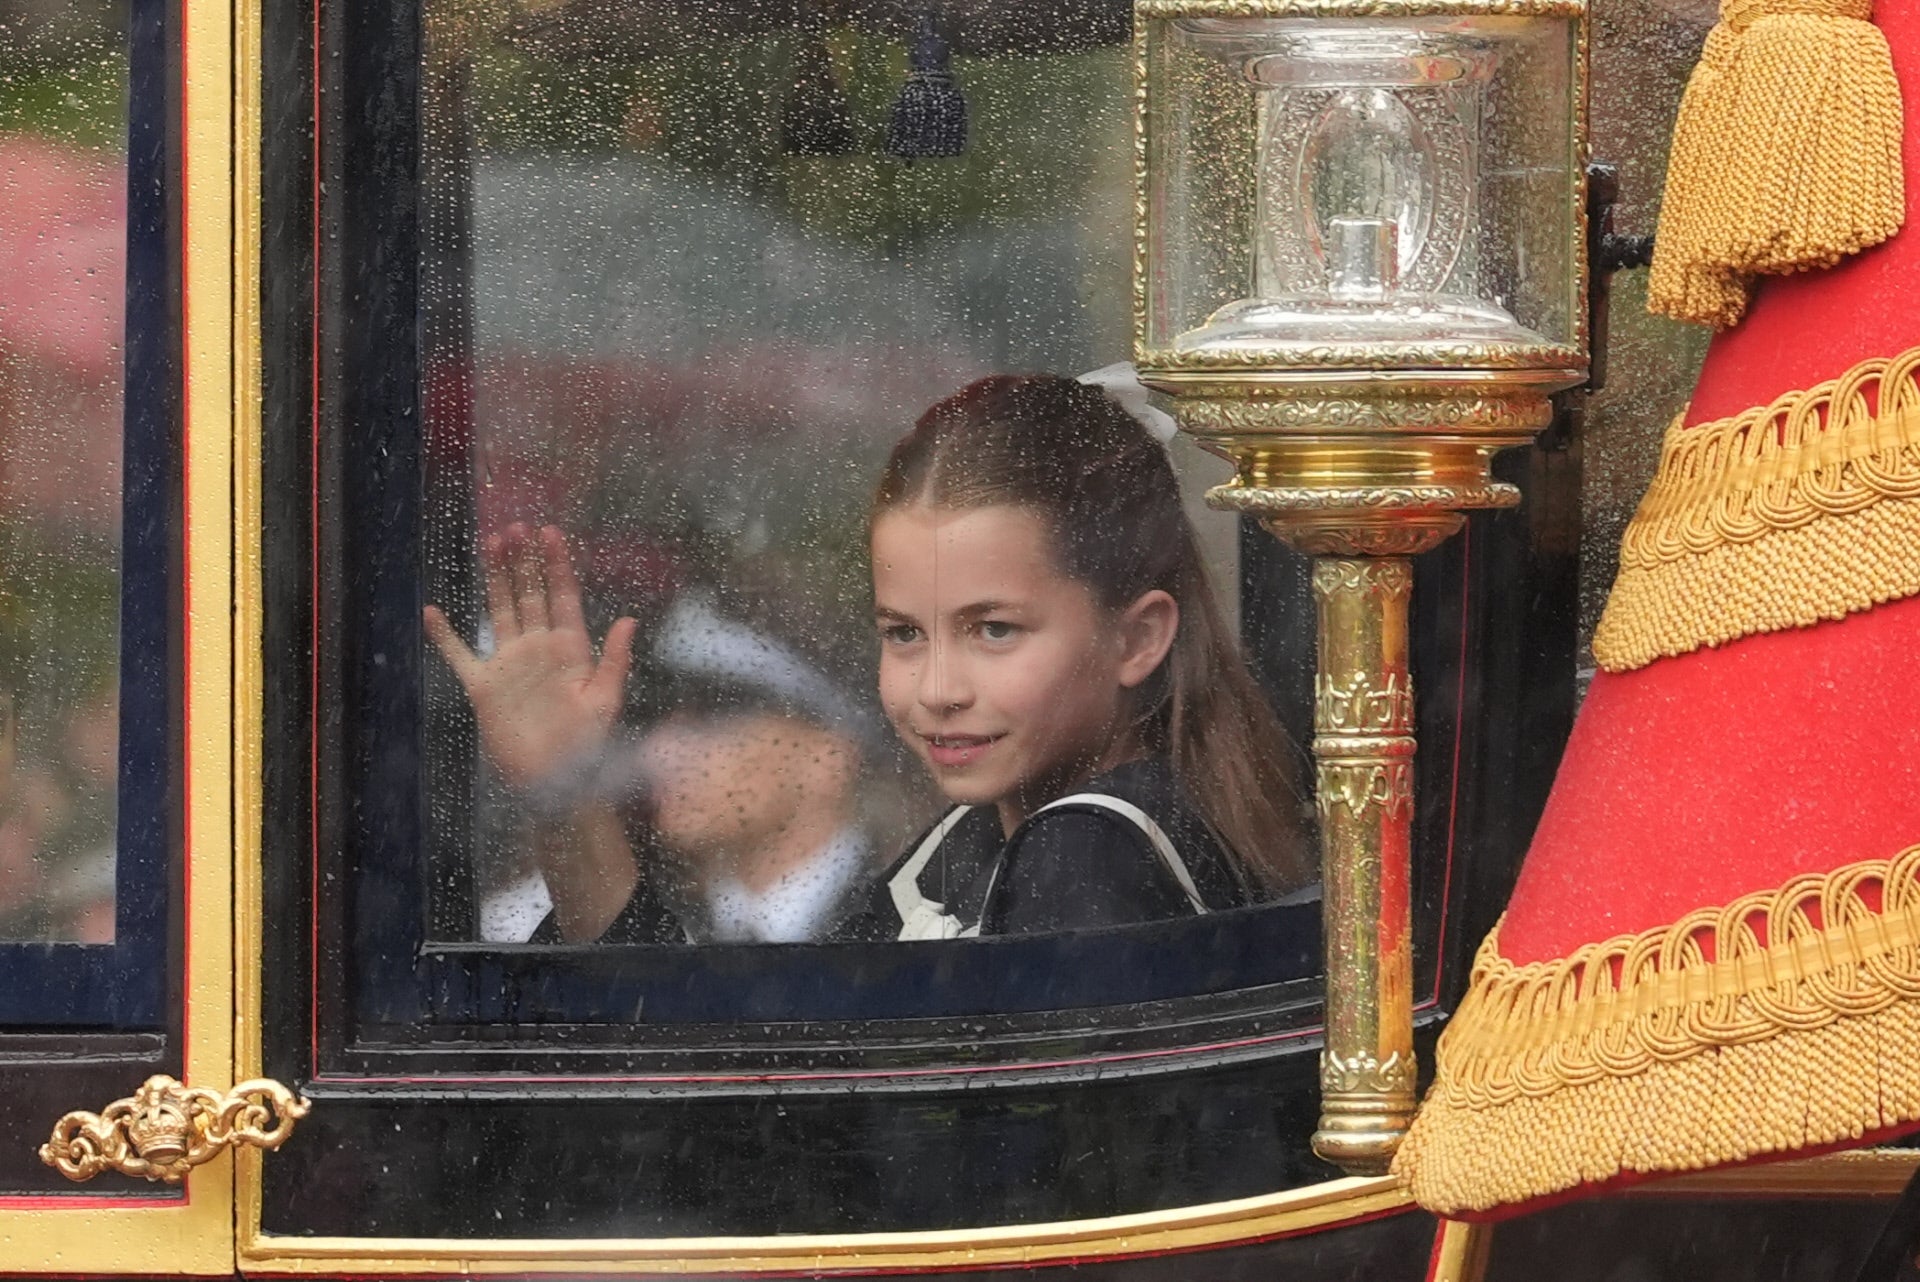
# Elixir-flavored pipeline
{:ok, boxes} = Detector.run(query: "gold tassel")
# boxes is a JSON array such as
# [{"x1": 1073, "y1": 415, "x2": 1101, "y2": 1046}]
[
  {"x1": 1394, "y1": 845, "x2": 1920, "y2": 1216},
  {"x1": 1648, "y1": 0, "x2": 1904, "y2": 329}
]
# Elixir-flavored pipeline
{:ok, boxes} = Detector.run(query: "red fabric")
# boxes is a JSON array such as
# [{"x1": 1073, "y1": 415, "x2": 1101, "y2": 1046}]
[
  {"x1": 1685, "y1": 0, "x2": 1920, "y2": 424},
  {"x1": 1438, "y1": 0, "x2": 1920, "y2": 1213},
  {"x1": 1499, "y1": 0, "x2": 1920, "y2": 966},
  {"x1": 1499, "y1": 593, "x2": 1920, "y2": 966}
]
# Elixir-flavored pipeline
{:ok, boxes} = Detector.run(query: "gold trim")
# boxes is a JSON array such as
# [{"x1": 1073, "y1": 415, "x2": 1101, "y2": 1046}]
[
  {"x1": 1429, "y1": 1219, "x2": 1494, "y2": 1282},
  {"x1": 239, "y1": 1178, "x2": 1413, "y2": 1274},
  {"x1": 233, "y1": 0, "x2": 276, "y2": 1257},
  {"x1": 177, "y1": 0, "x2": 245, "y2": 1262},
  {"x1": 1209, "y1": 482, "x2": 1521, "y2": 515},
  {"x1": 1138, "y1": 341, "x2": 1586, "y2": 374},
  {"x1": 1433, "y1": 846, "x2": 1920, "y2": 1100},
  {"x1": 1174, "y1": 393, "x2": 1551, "y2": 434},
  {"x1": 233, "y1": 0, "x2": 265, "y2": 1102},
  {"x1": 1595, "y1": 346, "x2": 1920, "y2": 670},
  {"x1": 1395, "y1": 846, "x2": 1920, "y2": 1215},
  {"x1": 1633, "y1": 1147, "x2": 1920, "y2": 1198}
]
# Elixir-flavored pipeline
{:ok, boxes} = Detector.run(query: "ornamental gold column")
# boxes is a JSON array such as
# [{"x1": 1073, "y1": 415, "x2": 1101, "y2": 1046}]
[
  {"x1": 1309, "y1": 554, "x2": 1416, "y2": 1168},
  {"x1": 1133, "y1": 0, "x2": 1590, "y2": 1174}
]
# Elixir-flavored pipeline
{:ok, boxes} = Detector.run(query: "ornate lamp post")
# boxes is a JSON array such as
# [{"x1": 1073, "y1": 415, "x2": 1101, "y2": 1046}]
[{"x1": 1134, "y1": 0, "x2": 1590, "y2": 1175}]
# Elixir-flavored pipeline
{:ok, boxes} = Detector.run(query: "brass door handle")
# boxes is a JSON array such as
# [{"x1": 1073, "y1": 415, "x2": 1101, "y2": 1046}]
[{"x1": 39, "y1": 1075, "x2": 310, "y2": 1183}]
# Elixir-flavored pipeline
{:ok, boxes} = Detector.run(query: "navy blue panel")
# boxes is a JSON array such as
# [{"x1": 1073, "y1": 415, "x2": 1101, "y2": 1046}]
[
  {"x1": 0, "y1": 0, "x2": 178, "y2": 1027},
  {"x1": 417, "y1": 902, "x2": 1321, "y2": 1026}
]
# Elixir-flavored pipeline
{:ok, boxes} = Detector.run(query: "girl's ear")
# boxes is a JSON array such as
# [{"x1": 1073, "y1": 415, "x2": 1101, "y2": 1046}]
[{"x1": 1115, "y1": 590, "x2": 1179, "y2": 689}]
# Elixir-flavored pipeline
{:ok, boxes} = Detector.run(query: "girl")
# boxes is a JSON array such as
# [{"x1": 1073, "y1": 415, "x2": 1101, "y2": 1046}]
[
  {"x1": 837, "y1": 373, "x2": 1313, "y2": 939},
  {"x1": 425, "y1": 374, "x2": 1314, "y2": 942}
]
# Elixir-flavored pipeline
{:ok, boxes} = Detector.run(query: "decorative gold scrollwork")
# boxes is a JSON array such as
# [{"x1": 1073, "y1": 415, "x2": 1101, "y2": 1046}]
[
  {"x1": 1176, "y1": 395, "x2": 1547, "y2": 435},
  {"x1": 1311, "y1": 557, "x2": 1414, "y2": 601},
  {"x1": 39, "y1": 1075, "x2": 310, "y2": 1183},
  {"x1": 1322, "y1": 1049, "x2": 1419, "y2": 1097},
  {"x1": 1282, "y1": 523, "x2": 1464, "y2": 558},
  {"x1": 1316, "y1": 671, "x2": 1415, "y2": 735},
  {"x1": 1317, "y1": 759, "x2": 1416, "y2": 822}
]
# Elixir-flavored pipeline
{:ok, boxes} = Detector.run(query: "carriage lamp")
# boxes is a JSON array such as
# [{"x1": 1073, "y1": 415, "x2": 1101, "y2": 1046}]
[{"x1": 1133, "y1": 0, "x2": 1589, "y2": 1176}]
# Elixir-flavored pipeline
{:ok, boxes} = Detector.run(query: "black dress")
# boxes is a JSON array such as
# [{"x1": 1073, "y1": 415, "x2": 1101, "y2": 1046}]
[
  {"x1": 833, "y1": 756, "x2": 1252, "y2": 941},
  {"x1": 537, "y1": 757, "x2": 1251, "y2": 944}
]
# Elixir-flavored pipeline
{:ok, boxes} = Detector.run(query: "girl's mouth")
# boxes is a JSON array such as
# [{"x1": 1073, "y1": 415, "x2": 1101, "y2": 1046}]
[{"x1": 922, "y1": 733, "x2": 1003, "y2": 768}]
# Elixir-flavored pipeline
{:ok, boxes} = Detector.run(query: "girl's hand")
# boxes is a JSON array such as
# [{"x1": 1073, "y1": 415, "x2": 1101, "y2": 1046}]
[{"x1": 423, "y1": 523, "x2": 638, "y2": 792}]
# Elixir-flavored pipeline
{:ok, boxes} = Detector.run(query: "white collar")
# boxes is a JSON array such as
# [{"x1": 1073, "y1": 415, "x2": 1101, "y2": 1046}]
[{"x1": 704, "y1": 828, "x2": 869, "y2": 944}]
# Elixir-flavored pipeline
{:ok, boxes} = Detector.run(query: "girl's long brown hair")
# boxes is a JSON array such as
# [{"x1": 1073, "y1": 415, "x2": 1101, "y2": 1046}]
[{"x1": 873, "y1": 374, "x2": 1314, "y2": 895}]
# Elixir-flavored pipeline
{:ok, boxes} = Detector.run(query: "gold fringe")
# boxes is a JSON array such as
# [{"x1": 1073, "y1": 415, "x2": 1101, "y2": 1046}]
[
  {"x1": 1395, "y1": 846, "x2": 1920, "y2": 1216},
  {"x1": 1593, "y1": 346, "x2": 1920, "y2": 671},
  {"x1": 1647, "y1": 0, "x2": 1904, "y2": 329}
]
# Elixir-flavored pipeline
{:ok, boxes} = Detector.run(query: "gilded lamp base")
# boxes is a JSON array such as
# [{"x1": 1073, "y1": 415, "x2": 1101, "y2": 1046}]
[{"x1": 1148, "y1": 367, "x2": 1570, "y2": 1176}]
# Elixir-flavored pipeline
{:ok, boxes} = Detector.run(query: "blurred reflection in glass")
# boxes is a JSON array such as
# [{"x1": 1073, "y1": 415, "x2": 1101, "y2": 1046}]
[
  {"x1": 632, "y1": 592, "x2": 879, "y2": 941},
  {"x1": 431, "y1": 526, "x2": 898, "y2": 944},
  {"x1": 0, "y1": 4, "x2": 127, "y2": 941}
]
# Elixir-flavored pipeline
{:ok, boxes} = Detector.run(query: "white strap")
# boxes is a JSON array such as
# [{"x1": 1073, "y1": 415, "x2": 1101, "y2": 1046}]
[
  {"x1": 888, "y1": 807, "x2": 982, "y2": 941},
  {"x1": 1030, "y1": 793, "x2": 1210, "y2": 915},
  {"x1": 889, "y1": 793, "x2": 1211, "y2": 941}
]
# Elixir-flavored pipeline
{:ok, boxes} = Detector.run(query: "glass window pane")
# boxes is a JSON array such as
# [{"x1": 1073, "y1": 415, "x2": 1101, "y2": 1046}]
[
  {"x1": 416, "y1": 11, "x2": 1320, "y2": 956},
  {"x1": 0, "y1": 3, "x2": 127, "y2": 943}
]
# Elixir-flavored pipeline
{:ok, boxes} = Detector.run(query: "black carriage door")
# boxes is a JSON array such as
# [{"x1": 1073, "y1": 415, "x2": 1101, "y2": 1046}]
[{"x1": 245, "y1": 0, "x2": 1578, "y2": 1271}]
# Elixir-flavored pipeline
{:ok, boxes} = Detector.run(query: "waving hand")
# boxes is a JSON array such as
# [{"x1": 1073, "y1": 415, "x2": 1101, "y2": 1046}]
[{"x1": 423, "y1": 523, "x2": 638, "y2": 791}]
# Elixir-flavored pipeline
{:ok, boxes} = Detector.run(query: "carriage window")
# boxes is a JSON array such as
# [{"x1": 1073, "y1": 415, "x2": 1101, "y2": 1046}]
[
  {"x1": 0, "y1": 0, "x2": 172, "y2": 1036},
  {"x1": 411, "y1": 8, "x2": 1315, "y2": 957},
  {"x1": 295, "y1": 0, "x2": 1531, "y2": 1044},
  {"x1": 0, "y1": 7, "x2": 127, "y2": 944}
]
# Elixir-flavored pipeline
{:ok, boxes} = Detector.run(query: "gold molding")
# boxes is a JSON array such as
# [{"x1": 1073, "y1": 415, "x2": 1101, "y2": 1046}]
[
  {"x1": 233, "y1": 0, "x2": 266, "y2": 1103},
  {"x1": 1630, "y1": 1148, "x2": 1920, "y2": 1198},
  {"x1": 1429, "y1": 1219, "x2": 1494, "y2": 1282},
  {"x1": 232, "y1": 0, "x2": 277, "y2": 1257},
  {"x1": 238, "y1": 1178, "x2": 1413, "y2": 1274},
  {"x1": 1139, "y1": 341, "x2": 1587, "y2": 374}
]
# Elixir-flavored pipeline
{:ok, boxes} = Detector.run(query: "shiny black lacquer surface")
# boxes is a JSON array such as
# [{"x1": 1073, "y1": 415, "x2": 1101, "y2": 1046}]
[{"x1": 1488, "y1": 1197, "x2": 1899, "y2": 1282}]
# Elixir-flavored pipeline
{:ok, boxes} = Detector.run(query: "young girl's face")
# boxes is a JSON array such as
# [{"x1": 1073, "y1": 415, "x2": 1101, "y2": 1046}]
[{"x1": 871, "y1": 503, "x2": 1175, "y2": 833}]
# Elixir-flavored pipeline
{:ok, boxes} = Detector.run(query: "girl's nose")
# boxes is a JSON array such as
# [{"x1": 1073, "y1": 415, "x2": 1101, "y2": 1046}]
[{"x1": 915, "y1": 641, "x2": 973, "y2": 713}]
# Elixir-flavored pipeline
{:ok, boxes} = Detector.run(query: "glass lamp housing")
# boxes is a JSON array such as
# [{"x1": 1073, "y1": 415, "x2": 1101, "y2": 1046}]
[
  {"x1": 1133, "y1": 0, "x2": 1590, "y2": 1179},
  {"x1": 1137, "y1": 3, "x2": 1587, "y2": 377}
]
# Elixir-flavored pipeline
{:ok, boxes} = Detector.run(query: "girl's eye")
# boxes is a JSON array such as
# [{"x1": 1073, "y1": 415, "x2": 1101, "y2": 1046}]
[
  {"x1": 978, "y1": 620, "x2": 1020, "y2": 642},
  {"x1": 880, "y1": 623, "x2": 921, "y2": 645}
]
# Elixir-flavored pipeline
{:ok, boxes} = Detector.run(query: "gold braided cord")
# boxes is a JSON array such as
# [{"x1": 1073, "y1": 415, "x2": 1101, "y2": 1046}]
[
  {"x1": 1394, "y1": 845, "x2": 1920, "y2": 1215},
  {"x1": 1593, "y1": 346, "x2": 1920, "y2": 671},
  {"x1": 1647, "y1": 0, "x2": 1903, "y2": 328}
]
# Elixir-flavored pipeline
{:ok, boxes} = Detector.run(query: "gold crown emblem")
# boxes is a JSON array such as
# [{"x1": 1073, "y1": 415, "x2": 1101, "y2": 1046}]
[{"x1": 125, "y1": 1085, "x2": 193, "y2": 1165}]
